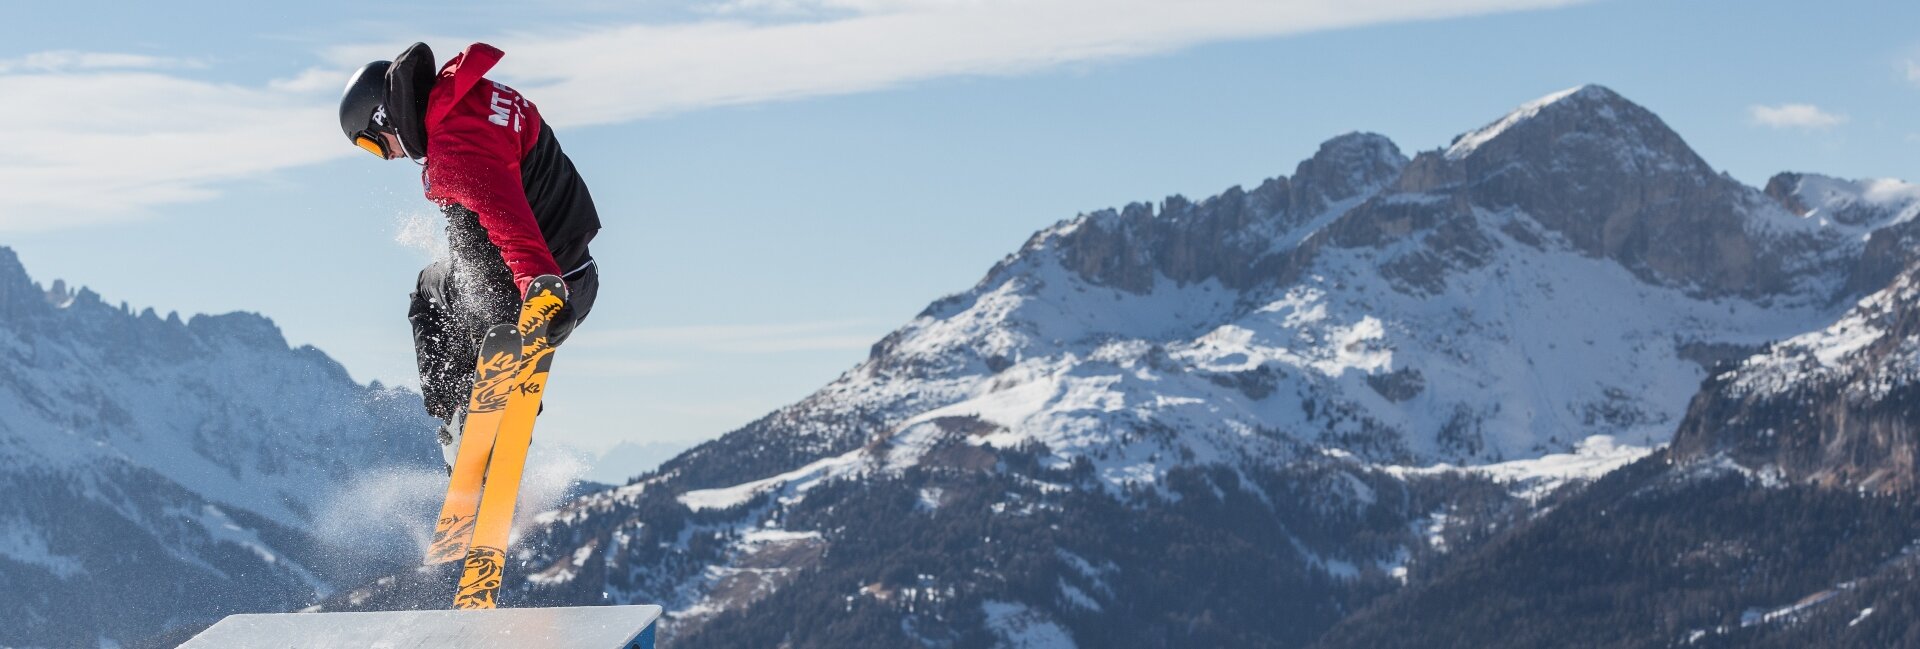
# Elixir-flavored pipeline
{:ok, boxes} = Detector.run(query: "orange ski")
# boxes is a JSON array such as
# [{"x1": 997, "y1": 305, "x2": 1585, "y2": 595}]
[
  {"x1": 424, "y1": 323, "x2": 522, "y2": 565},
  {"x1": 455, "y1": 275, "x2": 567, "y2": 610}
]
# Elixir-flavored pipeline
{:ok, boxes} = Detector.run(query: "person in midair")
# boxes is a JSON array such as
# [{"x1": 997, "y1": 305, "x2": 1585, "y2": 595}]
[{"x1": 338, "y1": 42, "x2": 601, "y2": 467}]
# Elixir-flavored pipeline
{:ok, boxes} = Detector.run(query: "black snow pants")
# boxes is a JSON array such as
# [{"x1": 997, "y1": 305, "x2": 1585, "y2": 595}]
[{"x1": 408, "y1": 205, "x2": 599, "y2": 422}]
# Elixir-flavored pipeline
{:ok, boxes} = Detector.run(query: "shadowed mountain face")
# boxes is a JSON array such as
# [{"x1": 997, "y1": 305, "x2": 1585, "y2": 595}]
[
  {"x1": 1310, "y1": 453, "x2": 1920, "y2": 649},
  {"x1": 1670, "y1": 265, "x2": 1920, "y2": 493},
  {"x1": 318, "y1": 86, "x2": 1920, "y2": 648},
  {"x1": 0, "y1": 249, "x2": 440, "y2": 648},
  {"x1": 1317, "y1": 288, "x2": 1920, "y2": 646}
]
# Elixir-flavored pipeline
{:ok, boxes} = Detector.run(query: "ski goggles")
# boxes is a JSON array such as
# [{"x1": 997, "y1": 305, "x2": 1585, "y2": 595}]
[
  {"x1": 354, "y1": 129, "x2": 391, "y2": 159},
  {"x1": 354, "y1": 105, "x2": 396, "y2": 159}
]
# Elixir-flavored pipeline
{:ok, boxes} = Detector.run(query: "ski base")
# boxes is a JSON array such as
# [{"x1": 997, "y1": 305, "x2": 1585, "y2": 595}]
[
  {"x1": 454, "y1": 275, "x2": 568, "y2": 609},
  {"x1": 425, "y1": 323, "x2": 523, "y2": 565}
]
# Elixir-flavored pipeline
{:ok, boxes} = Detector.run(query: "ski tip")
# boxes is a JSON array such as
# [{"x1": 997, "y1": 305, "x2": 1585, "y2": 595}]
[
  {"x1": 480, "y1": 323, "x2": 521, "y2": 355},
  {"x1": 483, "y1": 323, "x2": 519, "y2": 340},
  {"x1": 524, "y1": 275, "x2": 568, "y2": 302}
]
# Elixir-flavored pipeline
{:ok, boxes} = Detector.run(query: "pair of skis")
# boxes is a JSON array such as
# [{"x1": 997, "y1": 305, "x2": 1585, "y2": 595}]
[{"x1": 424, "y1": 275, "x2": 568, "y2": 610}]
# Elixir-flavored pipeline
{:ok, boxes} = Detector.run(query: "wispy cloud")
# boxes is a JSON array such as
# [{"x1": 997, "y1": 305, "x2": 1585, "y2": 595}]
[
  {"x1": 0, "y1": 67, "x2": 349, "y2": 228},
  {"x1": 1748, "y1": 103, "x2": 1847, "y2": 130},
  {"x1": 698, "y1": 0, "x2": 946, "y2": 15},
  {"x1": 0, "y1": 50, "x2": 203, "y2": 74},
  {"x1": 561, "y1": 357, "x2": 690, "y2": 377},
  {"x1": 2, "y1": 0, "x2": 1588, "y2": 226},
  {"x1": 1905, "y1": 59, "x2": 1920, "y2": 86},
  {"x1": 270, "y1": 66, "x2": 354, "y2": 93},
  {"x1": 579, "y1": 319, "x2": 886, "y2": 353},
  {"x1": 480, "y1": 0, "x2": 1592, "y2": 126}
]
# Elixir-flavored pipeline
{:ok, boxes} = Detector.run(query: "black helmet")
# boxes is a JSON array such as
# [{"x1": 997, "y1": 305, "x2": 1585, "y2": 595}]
[{"x1": 340, "y1": 60, "x2": 395, "y2": 158}]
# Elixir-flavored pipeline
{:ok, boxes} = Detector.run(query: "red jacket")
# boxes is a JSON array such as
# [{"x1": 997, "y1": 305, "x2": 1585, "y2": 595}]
[{"x1": 421, "y1": 43, "x2": 561, "y2": 294}]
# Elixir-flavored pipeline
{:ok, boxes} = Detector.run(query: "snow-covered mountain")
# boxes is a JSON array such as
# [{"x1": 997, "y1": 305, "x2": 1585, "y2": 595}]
[
  {"x1": 1318, "y1": 248, "x2": 1920, "y2": 647},
  {"x1": 0, "y1": 248, "x2": 439, "y2": 648},
  {"x1": 1670, "y1": 240, "x2": 1920, "y2": 493},
  {"x1": 662, "y1": 85, "x2": 1901, "y2": 486},
  {"x1": 332, "y1": 85, "x2": 1920, "y2": 647}
]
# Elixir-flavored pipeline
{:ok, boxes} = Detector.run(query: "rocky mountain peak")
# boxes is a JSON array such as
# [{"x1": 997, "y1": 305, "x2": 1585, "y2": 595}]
[
  {"x1": 1438, "y1": 84, "x2": 1708, "y2": 176},
  {"x1": 187, "y1": 311, "x2": 291, "y2": 350},
  {"x1": 1018, "y1": 132, "x2": 1406, "y2": 294},
  {"x1": 1352, "y1": 85, "x2": 1865, "y2": 301},
  {"x1": 1765, "y1": 172, "x2": 1816, "y2": 216},
  {"x1": 0, "y1": 246, "x2": 49, "y2": 318},
  {"x1": 1290, "y1": 132, "x2": 1407, "y2": 215},
  {"x1": 1763, "y1": 171, "x2": 1920, "y2": 227}
]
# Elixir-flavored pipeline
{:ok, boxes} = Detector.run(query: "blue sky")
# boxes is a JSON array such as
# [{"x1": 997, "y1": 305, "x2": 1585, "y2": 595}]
[{"x1": 2, "y1": 0, "x2": 1915, "y2": 468}]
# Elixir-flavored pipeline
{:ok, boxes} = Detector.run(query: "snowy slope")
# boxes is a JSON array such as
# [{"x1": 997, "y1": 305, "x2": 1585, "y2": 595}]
[
  {"x1": 0, "y1": 248, "x2": 439, "y2": 648},
  {"x1": 1765, "y1": 172, "x2": 1920, "y2": 233}
]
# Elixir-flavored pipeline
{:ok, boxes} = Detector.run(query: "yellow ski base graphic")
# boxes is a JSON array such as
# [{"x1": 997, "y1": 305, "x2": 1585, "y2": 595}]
[
  {"x1": 425, "y1": 324, "x2": 522, "y2": 565},
  {"x1": 453, "y1": 277, "x2": 566, "y2": 609},
  {"x1": 454, "y1": 545, "x2": 506, "y2": 610}
]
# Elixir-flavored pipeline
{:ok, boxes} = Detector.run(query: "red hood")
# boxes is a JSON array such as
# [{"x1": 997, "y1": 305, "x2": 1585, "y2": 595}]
[{"x1": 426, "y1": 43, "x2": 505, "y2": 127}]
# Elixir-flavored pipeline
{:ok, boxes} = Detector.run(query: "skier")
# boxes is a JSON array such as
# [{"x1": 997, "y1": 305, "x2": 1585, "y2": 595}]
[{"x1": 338, "y1": 42, "x2": 601, "y2": 467}]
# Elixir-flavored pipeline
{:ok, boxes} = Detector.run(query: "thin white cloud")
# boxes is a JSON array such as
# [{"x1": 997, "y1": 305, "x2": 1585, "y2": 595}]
[
  {"x1": 482, "y1": 0, "x2": 1592, "y2": 126},
  {"x1": 0, "y1": 69, "x2": 348, "y2": 227},
  {"x1": 269, "y1": 66, "x2": 354, "y2": 94},
  {"x1": 1748, "y1": 103, "x2": 1847, "y2": 130},
  {"x1": 1905, "y1": 59, "x2": 1920, "y2": 86},
  {"x1": 579, "y1": 319, "x2": 885, "y2": 353},
  {"x1": 0, "y1": 50, "x2": 202, "y2": 74},
  {"x1": 3, "y1": 0, "x2": 1587, "y2": 226},
  {"x1": 700, "y1": 0, "x2": 977, "y2": 16},
  {"x1": 628, "y1": 396, "x2": 798, "y2": 421},
  {"x1": 561, "y1": 357, "x2": 690, "y2": 377}
]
